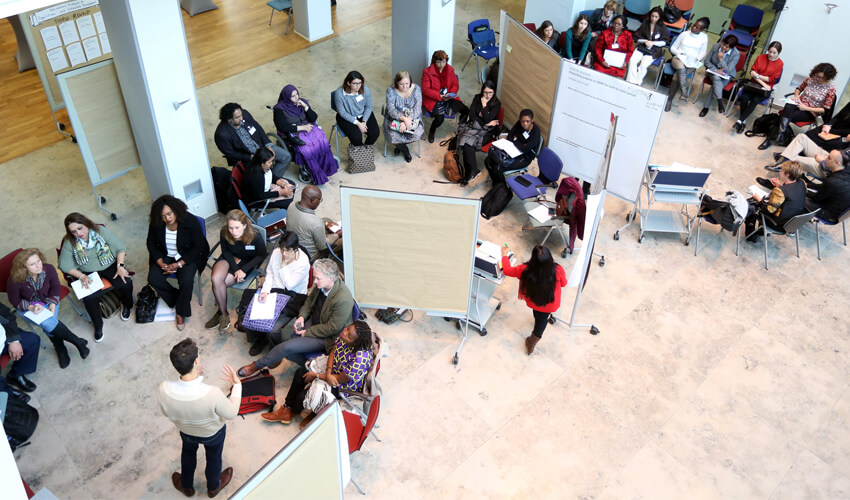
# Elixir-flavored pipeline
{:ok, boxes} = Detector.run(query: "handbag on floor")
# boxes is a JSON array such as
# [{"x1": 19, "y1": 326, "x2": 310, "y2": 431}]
[
  {"x1": 135, "y1": 284, "x2": 157, "y2": 324},
  {"x1": 348, "y1": 144, "x2": 375, "y2": 173},
  {"x1": 233, "y1": 369, "x2": 276, "y2": 415},
  {"x1": 98, "y1": 288, "x2": 122, "y2": 318}
]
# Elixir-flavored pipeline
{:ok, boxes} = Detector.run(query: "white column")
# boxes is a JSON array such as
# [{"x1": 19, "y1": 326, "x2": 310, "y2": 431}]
[
  {"x1": 392, "y1": 0, "x2": 455, "y2": 85},
  {"x1": 99, "y1": 0, "x2": 217, "y2": 218}
]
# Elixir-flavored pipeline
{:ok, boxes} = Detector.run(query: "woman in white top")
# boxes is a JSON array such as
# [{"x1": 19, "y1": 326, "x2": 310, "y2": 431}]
[
  {"x1": 247, "y1": 231, "x2": 310, "y2": 356},
  {"x1": 665, "y1": 17, "x2": 710, "y2": 112}
]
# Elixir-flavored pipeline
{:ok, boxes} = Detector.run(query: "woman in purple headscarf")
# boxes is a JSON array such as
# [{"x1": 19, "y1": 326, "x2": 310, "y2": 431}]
[{"x1": 273, "y1": 85, "x2": 339, "y2": 185}]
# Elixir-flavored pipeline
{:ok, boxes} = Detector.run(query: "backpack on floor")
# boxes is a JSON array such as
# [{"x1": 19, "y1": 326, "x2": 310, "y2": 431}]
[
  {"x1": 3, "y1": 394, "x2": 39, "y2": 451},
  {"x1": 480, "y1": 182, "x2": 513, "y2": 219},
  {"x1": 442, "y1": 150, "x2": 464, "y2": 183},
  {"x1": 745, "y1": 113, "x2": 781, "y2": 138},
  {"x1": 233, "y1": 369, "x2": 276, "y2": 416},
  {"x1": 135, "y1": 284, "x2": 157, "y2": 324}
]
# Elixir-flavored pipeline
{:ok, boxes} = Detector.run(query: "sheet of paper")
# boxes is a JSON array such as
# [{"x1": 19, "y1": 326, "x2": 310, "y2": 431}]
[
  {"x1": 40, "y1": 25, "x2": 63, "y2": 51},
  {"x1": 59, "y1": 20, "x2": 80, "y2": 45},
  {"x1": 528, "y1": 204, "x2": 552, "y2": 224},
  {"x1": 328, "y1": 223, "x2": 341, "y2": 233},
  {"x1": 71, "y1": 273, "x2": 105, "y2": 300},
  {"x1": 99, "y1": 33, "x2": 111, "y2": 54},
  {"x1": 76, "y1": 15, "x2": 97, "y2": 39},
  {"x1": 82, "y1": 36, "x2": 102, "y2": 60},
  {"x1": 154, "y1": 299, "x2": 176, "y2": 322},
  {"x1": 24, "y1": 308, "x2": 54, "y2": 325},
  {"x1": 749, "y1": 184, "x2": 769, "y2": 199},
  {"x1": 706, "y1": 68, "x2": 730, "y2": 80},
  {"x1": 46, "y1": 47, "x2": 69, "y2": 72},
  {"x1": 93, "y1": 12, "x2": 106, "y2": 34},
  {"x1": 249, "y1": 293, "x2": 278, "y2": 320},
  {"x1": 603, "y1": 49, "x2": 626, "y2": 68},
  {"x1": 66, "y1": 42, "x2": 87, "y2": 66},
  {"x1": 492, "y1": 138, "x2": 522, "y2": 158}
]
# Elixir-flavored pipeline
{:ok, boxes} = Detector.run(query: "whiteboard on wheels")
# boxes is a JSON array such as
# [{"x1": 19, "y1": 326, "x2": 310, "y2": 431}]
[{"x1": 548, "y1": 62, "x2": 665, "y2": 203}]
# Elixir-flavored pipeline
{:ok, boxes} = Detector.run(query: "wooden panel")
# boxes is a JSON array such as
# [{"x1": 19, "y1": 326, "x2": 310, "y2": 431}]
[
  {"x1": 0, "y1": 0, "x2": 391, "y2": 164},
  {"x1": 499, "y1": 16, "x2": 561, "y2": 142}
]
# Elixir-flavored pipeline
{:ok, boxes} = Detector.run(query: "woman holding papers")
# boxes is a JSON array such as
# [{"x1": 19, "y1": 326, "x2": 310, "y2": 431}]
[
  {"x1": 562, "y1": 14, "x2": 591, "y2": 64},
  {"x1": 206, "y1": 210, "x2": 268, "y2": 333},
  {"x1": 246, "y1": 231, "x2": 310, "y2": 356},
  {"x1": 8, "y1": 249, "x2": 89, "y2": 368},
  {"x1": 146, "y1": 195, "x2": 210, "y2": 331},
  {"x1": 593, "y1": 16, "x2": 633, "y2": 79},
  {"x1": 745, "y1": 162, "x2": 807, "y2": 240},
  {"x1": 500, "y1": 245, "x2": 567, "y2": 355},
  {"x1": 758, "y1": 62, "x2": 838, "y2": 150},
  {"x1": 59, "y1": 213, "x2": 134, "y2": 343},
  {"x1": 731, "y1": 41, "x2": 784, "y2": 134},
  {"x1": 626, "y1": 7, "x2": 669, "y2": 85},
  {"x1": 484, "y1": 109, "x2": 541, "y2": 184},
  {"x1": 242, "y1": 148, "x2": 296, "y2": 211},
  {"x1": 698, "y1": 33, "x2": 740, "y2": 118},
  {"x1": 665, "y1": 17, "x2": 710, "y2": 112}
]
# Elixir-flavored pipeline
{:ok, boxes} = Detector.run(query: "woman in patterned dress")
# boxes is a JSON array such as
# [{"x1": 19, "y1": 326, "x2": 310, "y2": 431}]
[{"x1": 383, "y1": 70, "x2": 424, "y2": 163}]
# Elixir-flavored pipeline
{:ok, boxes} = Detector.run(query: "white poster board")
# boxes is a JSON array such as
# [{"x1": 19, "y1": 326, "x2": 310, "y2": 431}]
[{"x1": 549, "y1": 62, "x2": 666, "y2": 203}]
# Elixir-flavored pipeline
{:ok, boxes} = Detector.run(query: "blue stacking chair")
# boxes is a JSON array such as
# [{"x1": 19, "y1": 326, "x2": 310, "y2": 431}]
[
  {"x1": 238, "y1": 199, "x2": 286, "y2": 245},
  {"x1": 721, "y1": 4, "x2": 764, "y2": 48},
  {"x1": 266, "y1": 0, "x2": 293, "y2": 35},
  {"x1": 461, "y1": 19, "x2": 499, "y2": 83},
  {"x1": 623, "y1": 0, "x2": 652, "y2": 32},
  {"x1": 329, "y1": 90, "x2": 347, "y2": 159},
  {"x1": 506, "y1": 147, "x2": 563, "y2": 200}
]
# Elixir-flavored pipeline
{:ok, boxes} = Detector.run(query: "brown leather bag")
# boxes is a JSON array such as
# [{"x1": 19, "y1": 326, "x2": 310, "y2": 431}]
[{"x1": 443, "y1": 150, "x2": 463, "y2": 183}]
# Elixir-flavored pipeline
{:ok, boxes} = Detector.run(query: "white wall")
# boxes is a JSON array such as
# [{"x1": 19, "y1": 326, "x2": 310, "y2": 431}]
[
  {"x1": 426, "y1": 0, "x2": 456, "y2": 69},
  {"x1": 766, "y1": 0, "x2": 849, "y2": 104},
  {"x1": 392, "y1": 0, "x2": 455, "y2": 86},
  {"x1": 523, "y1": 0, "x2": 606, "y2": 33},
  {"x1": 100, "y1": 0, "x2": 217, "y2": 218}
]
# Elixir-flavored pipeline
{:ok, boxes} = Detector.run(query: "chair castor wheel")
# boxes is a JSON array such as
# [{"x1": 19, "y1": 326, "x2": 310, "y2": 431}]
[
  {"x1": 479, "y1": 328, "x2": 487, "y2": 336},
  {"x1": 495, "y1": 302, "x2": 501, "y2": 311},
  {"x1": 614, "y1": 231, "x2": 620, "y2": 241},
  {"x1": 548, "y1": 317, "x2": 556, "y2": 325},
  {"x1": 110, "y1": 213, "x2": 117, "y2": 221},
  {"x1": 452, "y1": 353, "x2": 459, "y2": 365},
  {"x1": 561, "y1": 249, "x2": 568, "y2": 258},
  {"x1": 599, "y1": 256, "x2": 605, "y2": 267},
  {"x1": 589, "y1": 325, "x2": 599, "y2": 335}
]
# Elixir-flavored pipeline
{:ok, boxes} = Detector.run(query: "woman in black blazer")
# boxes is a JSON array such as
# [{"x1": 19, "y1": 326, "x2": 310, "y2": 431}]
[
  {"x1": 146, "y1": 195, "x2": 210, "y2": 330},
  {"x1": 243, "y1": 148, "x2": 296, "y2": 211}
]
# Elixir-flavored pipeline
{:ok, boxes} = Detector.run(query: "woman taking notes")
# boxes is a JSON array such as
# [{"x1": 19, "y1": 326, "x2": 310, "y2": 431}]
[
  {"x1": 626, "y1": 7, "x2": 669, "y2": 85},
  {"x1": 501, "y1": 245, "x2": 567, "y2": 355},
  {"x1": 562, "y1": 14, "x2": 591, "y2": 64}
]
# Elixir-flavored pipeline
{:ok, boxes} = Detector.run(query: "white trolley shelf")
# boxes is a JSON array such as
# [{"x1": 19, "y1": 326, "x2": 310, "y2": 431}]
[{"x1": 636, "y1": 163, "x2": 710, "y2": 245}]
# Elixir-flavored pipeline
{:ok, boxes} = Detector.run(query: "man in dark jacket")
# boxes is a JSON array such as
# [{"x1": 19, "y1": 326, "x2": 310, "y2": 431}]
[
  {"x1": 0, "y1": 303, "x2": 40, "y2": 403},
  {"x1": 213, "y1": 103, "x2": 291, "y2": 177},
  {"x1": 806, "y1": 153, "x2": 850, "y2": 222}
]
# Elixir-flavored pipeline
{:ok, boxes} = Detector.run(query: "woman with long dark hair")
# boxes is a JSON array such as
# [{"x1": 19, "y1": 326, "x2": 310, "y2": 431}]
[
  {"x1": 501, "y1": 245, "x2": 567, "y2": 354},
  {"x1": 535, "y1": 20, "x2": 559, "y2": 49},
  {"x1": 562, "y1": 14, "x2": 591, "y2": 64},
  {"x1": 456, "y1": 80, "x2": 501, "y2": 185},
  {"x1": 242, "y1": 147, "x2": 296, "y2": 211}
]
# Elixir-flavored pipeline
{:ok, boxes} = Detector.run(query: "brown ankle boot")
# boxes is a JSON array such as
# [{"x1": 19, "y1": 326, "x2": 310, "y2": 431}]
[{"x1": 525, "y1": 335, "x2": 540, "y2": 355}]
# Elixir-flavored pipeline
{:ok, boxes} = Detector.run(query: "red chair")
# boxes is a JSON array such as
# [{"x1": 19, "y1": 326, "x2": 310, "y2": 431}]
[
  {"x1": 523, "y1": 22, "x2": 536, "y2": 32},
  {"x1": 555, "y1": 30, "x2": 567, "y2": 53},
  {"x1": 342, "y1": 394, "x2": 381, "y2": 495},
  {"x1": 692, "y1": 37, "x2": 752, "y2": 107},
  {"x1": 2, "y1": 248, "x2": 85, "y2": 322}
]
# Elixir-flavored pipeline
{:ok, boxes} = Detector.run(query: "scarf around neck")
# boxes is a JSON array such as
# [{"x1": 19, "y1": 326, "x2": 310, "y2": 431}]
[{"x1": 72, "y1": 230, "x2": 114, "y2": 267}]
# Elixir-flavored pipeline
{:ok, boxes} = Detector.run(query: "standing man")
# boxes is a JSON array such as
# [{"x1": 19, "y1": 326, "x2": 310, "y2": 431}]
[
  {"x1": 286, "y1": 185, "x2": 342, "y2": 261},
  {"x1": 0, "y1": 303, "x2": 39, "y2": 403},
  {"x1": 159, "y1": 338, "x2": 241, "y2": 498},
  {"x1": 214, "y1": 102, "x2": 291, "y2": 178}
]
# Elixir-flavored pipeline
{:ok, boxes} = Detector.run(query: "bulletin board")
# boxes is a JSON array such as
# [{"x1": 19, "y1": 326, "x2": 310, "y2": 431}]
[{"x1": 19, "y1": 0, "x2": 113, "y2": 112}]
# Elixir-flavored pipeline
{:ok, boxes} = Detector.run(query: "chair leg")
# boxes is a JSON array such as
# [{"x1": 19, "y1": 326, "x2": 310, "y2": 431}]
[
  {"x1": 735, "y1": 226, "x2": 741, "y2": 256},
  {"x1": 815, "y1": 221, "x2": 821, "y2": 260},
  {"x1": 197, "y1": 272, "x2": 203, "y2": 305},
  {"x1": 475, "y1": 56, "x2": 481, "y2": 83},
  {"x1": 350, "y1": 477, "x2": 366, "y2": 495},
  {"x1": 763, "y1": 233, "x2": 769, "y2": 270},
  {"x1": 268, "y1": 9, "x2": 274, "y2": 26},
  {"x1": 795, "y1": 231, "x2": 800, "y2": 258},
  {"x1": 694, "y1": 217, "x2": 702, "y2": 256},
  {"x1": 540, "y1": 227, "x2": 555, "y2": 245},
  {"x1": 461, "y1": 51, "x2": 474, "y2": 71},
  {"x1": 369, "y1": 429, "x2": 382, "y2": 442},
  {"x1": 285, "y1": 8, "x2": 291, "y2": 36},
  {"x1": 417, "y1": 139, "x2": 421, "y2": 158},
  {"x1": 843, "y1": 220, "x2": 847, "y2": 246},
  {"x1": 383, "y1": 139, "x2": 388, "y2": 157}
]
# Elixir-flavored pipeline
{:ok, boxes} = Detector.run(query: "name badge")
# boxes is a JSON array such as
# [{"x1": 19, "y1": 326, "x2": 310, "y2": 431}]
[
  {"x1": 654, "y1": 33, "x2": 660, "y2": 39},
  {"x1": 523, "y1": 131, "x2": 530, "y2": 139},
  {"x1": 247, "y1": 126, "x2": 256, "y2": 135},
  {"x1": 611, "y1": 42, "x2": 619, "y2": 49},
  {"x1": 355, "y1": 95, "x2": 364, "y2": 102},
  {"x1": 245, "y1": 245, "x2": 255, "y2": 251}
]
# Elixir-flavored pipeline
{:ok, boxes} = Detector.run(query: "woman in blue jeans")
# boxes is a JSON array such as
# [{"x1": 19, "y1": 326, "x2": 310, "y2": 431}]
[{"x1": 7, "y1": 248, "x2": 89, "y2": 368}]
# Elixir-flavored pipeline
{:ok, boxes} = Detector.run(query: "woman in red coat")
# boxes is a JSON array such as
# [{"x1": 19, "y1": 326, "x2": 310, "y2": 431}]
[
  {"x1": 421, "y1": 50, "x2": 469, "y2": 143},
  {"x1": 501, "y1": 245, "x2": 568, "y2": 354},
  {"x1": 593, "y1": 15, "x2": 633, "y2": 79}
]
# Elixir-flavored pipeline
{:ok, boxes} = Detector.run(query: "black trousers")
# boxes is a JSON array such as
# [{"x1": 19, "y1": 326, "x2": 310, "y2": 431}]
[
  {"x1": 284, "y1": 366, "x2": 340, "y2": 413},
  {"x1": 428, "y1": 100, "x2": 469, "y2": 132},
  {"x1": 147, "y1": 258, "x2": 198, "y2": 317},
  {"x1": 460, "y1": 144, "x2": 479, "y2": 180},
  {"x1": 335, "y1": 113, "x2": 380, "y2": 146},
  {"x1": 779, "y1": 102, "x2": 815, "y2": 123},
  {"x1": 82, "y1": 261, "x2": 133, "y2": 330},
  {"x1": 485, "y1": 152, "x2": 534, "y2": 184},
  {"x1": 738, "y1": 89, "x2": 767, "y2": 122},
  {"x1": 532, "y1": 310, "x2": 551, "y2": 338}
]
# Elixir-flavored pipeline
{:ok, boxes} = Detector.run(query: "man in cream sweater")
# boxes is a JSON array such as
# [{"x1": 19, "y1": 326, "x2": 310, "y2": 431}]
[{"x1": 159, "y1": 338, "x2": 242, "y2": 498}]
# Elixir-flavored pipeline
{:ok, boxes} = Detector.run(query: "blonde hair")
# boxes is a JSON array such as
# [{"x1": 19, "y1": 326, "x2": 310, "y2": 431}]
[
  {"x1": 393, "y1": 71, "x2": 411, "y2": 89},
  {"x1": 782, "y1": 161, "x2": 803, "y2": 181},
  {"x1": 604, "y1": 0, "x2": 619, "y2": 12},
  {"x1": 11, "y1": 248, "x2": 47, "y2": 283},
  {"x1": 223, "y1": 209, "x2": 256, "y2": 245}
]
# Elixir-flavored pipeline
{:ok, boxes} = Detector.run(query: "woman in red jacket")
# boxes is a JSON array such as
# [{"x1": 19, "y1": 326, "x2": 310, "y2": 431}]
[
  {"x1": 421, "y1": 50, "x2": 469, "y2": 143},
  {"x1": 593, "y1": 15, "x2": 633, "y2": 79},
  {"x1": 501, "y1": 245, "x2": 568, "y2": 354}
]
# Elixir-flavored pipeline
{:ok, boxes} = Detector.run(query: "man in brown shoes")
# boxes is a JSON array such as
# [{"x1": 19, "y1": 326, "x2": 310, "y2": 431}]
[{"x1": 159, "y1": 338, "x2": 241, "y2": 498}]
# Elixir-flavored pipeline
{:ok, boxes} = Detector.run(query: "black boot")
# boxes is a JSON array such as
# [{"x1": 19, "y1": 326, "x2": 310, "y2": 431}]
[
  {"x1": 427, "y1": 123, "x2": 436, "y2": 143},
  {"x1": 48, "y1": 334, "x2": 71, "y2": 369},
  {"x1": 53, "y1": 321, "x2": 89, "y2": 359},
  {"x1": 249, "y1": 334, "x2": 269, "y2": 356}
]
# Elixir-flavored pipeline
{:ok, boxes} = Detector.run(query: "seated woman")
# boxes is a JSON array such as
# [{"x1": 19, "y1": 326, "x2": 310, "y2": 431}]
[
  {"x1": 7, "y1": 248, "x2": 89, "y2": 368},
  {"x1": 260, "y1": 320, "x2": 374, "y2": 428},
  {"x1": 626, "y1": 7, "x2": 670, "y2": 85},
  {"x1": 535, "y1": 20, "x2": 559, "y2": 50},
  {"x1": 383, "y1": 71, "x2": 424, "y2": 163},
  {"x1": 731, "y1": 41, "x2": 784, "y2": 133},
  {"x1": 242, "y1": 148, "x2": 296, "y2": 212},
  {"x1": 746, "y1": 161, "x2": 807, "y2": 240},
  {"x1": 422, "y1": 50, "x2": 469, "y2": 143},
  {"x1": 698, "y1": 33, "x2": 740, "y2": 118},
  {"x1": 665, "y1": 17, "x2": 710, "y2": 112},
  {"x1": 246, "y1": 231, "x2": 310, "y2": 356},
  {"x1": 589, "y1": 1, "x2": 618, "y2": 41},
  {"x1": 562, "y1": 14, "x2": 591, "y2": 64},
  {"x1": 806, "y1": 101, "x2": 850, "y2": 150},
  {"x1": 273, "y1": 84, "x2": 339, "y2": 185},
  {"x1": 484, "y1": 108, "x2": 541, "y2": 184},
  {"x1": 205, "y1": 210, "x2": 268, "y2": 333},
  {"x1": 593, "y1": 15, "x2": 633, "y2": 79},
  {"x1": 146, "y1": 195, "x2": 210, "y2": 331},
  {"x1": 759, "y1": 62, "x2": 838, "y2": 150},
  {"x1": 457, "y1": 80, "x2": 502, "y2": 186},
  {"x1": 59, "y1": 213, "x2": 134, "y2": 342},
  {"x1": 334, "y1": 71, "x2": 380, "y2": 147}
]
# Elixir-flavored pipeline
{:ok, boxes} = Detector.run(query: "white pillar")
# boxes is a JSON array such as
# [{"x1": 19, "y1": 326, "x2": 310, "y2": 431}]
[
  {"x1": 392, "y1": 0, "x2": 455, "y2": 85},
  {"x1": 99, "y1": 0, "x2": 217, "y2": 218}
]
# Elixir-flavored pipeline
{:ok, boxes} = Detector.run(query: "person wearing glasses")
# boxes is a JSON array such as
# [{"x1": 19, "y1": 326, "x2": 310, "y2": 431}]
[
  {"x1": 456, "y1": 80, "x2": 502, "y2": 185},
  {"x1": 334, "y1": 71, "x2": 380, "y2": 147}
]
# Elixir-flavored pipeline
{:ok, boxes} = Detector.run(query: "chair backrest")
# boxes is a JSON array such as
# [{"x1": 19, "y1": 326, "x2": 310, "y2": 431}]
[
  {"x1": 578, "y1": 9, "x2": 594, "y2": 18},
  {"x1": 471, "y1": 29, "x2": 496, "y2": 48},
  {"x1": 783, "y1": 209, "x2": 820, "y2": 234},
  {"x1": 730, "y1": 4, "x2": 763, "y2": 35},
  {"x1": 342, "y1": 409, "x2": 365, "y2": 454},
  {"x1": 352, "y1": 301, "x2": 360, "y2": 322},
  {"x1": 238, "y1": 199, "x2": 257, "y2": 224},
  {"x1": 0, "y1": 248, "x2": 23, "y2": 294},
  {"x1": 467, "y1": 19, "x2": 491, "y2": 38},
  {"x1": 252, "y1": 224, "x2": 267, "y2": 243},
  {"x1": 624, "y1": 0, "x2": 652, "y2": 16},
  {"x1": 330, "y1": 90, "x2": 338, "y2": 112},
  {"x1": 523, "y1": 23, "x2": 536, "y2": 32},
  {"x1": 195, "y1": 215, "x2": 207, "y2": 237},
  {"x1": 536, "y1": 147, "x2": 563, "y2": 183},
  {"x1": 669, "y1": 0, "x2": 694, "y2": 11},
  {"x1": 230, "y1": 161, "x2": 246, "y2": 199},
  {"x1": 497, "y1": 107, "x2": 504, "y2": 126},
  {"x1": 555, "y1": 30, "x2": 566, "y2": 52},
  {"x1": 361, "y1": 394, "x2": 380, "y2": 445}
]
